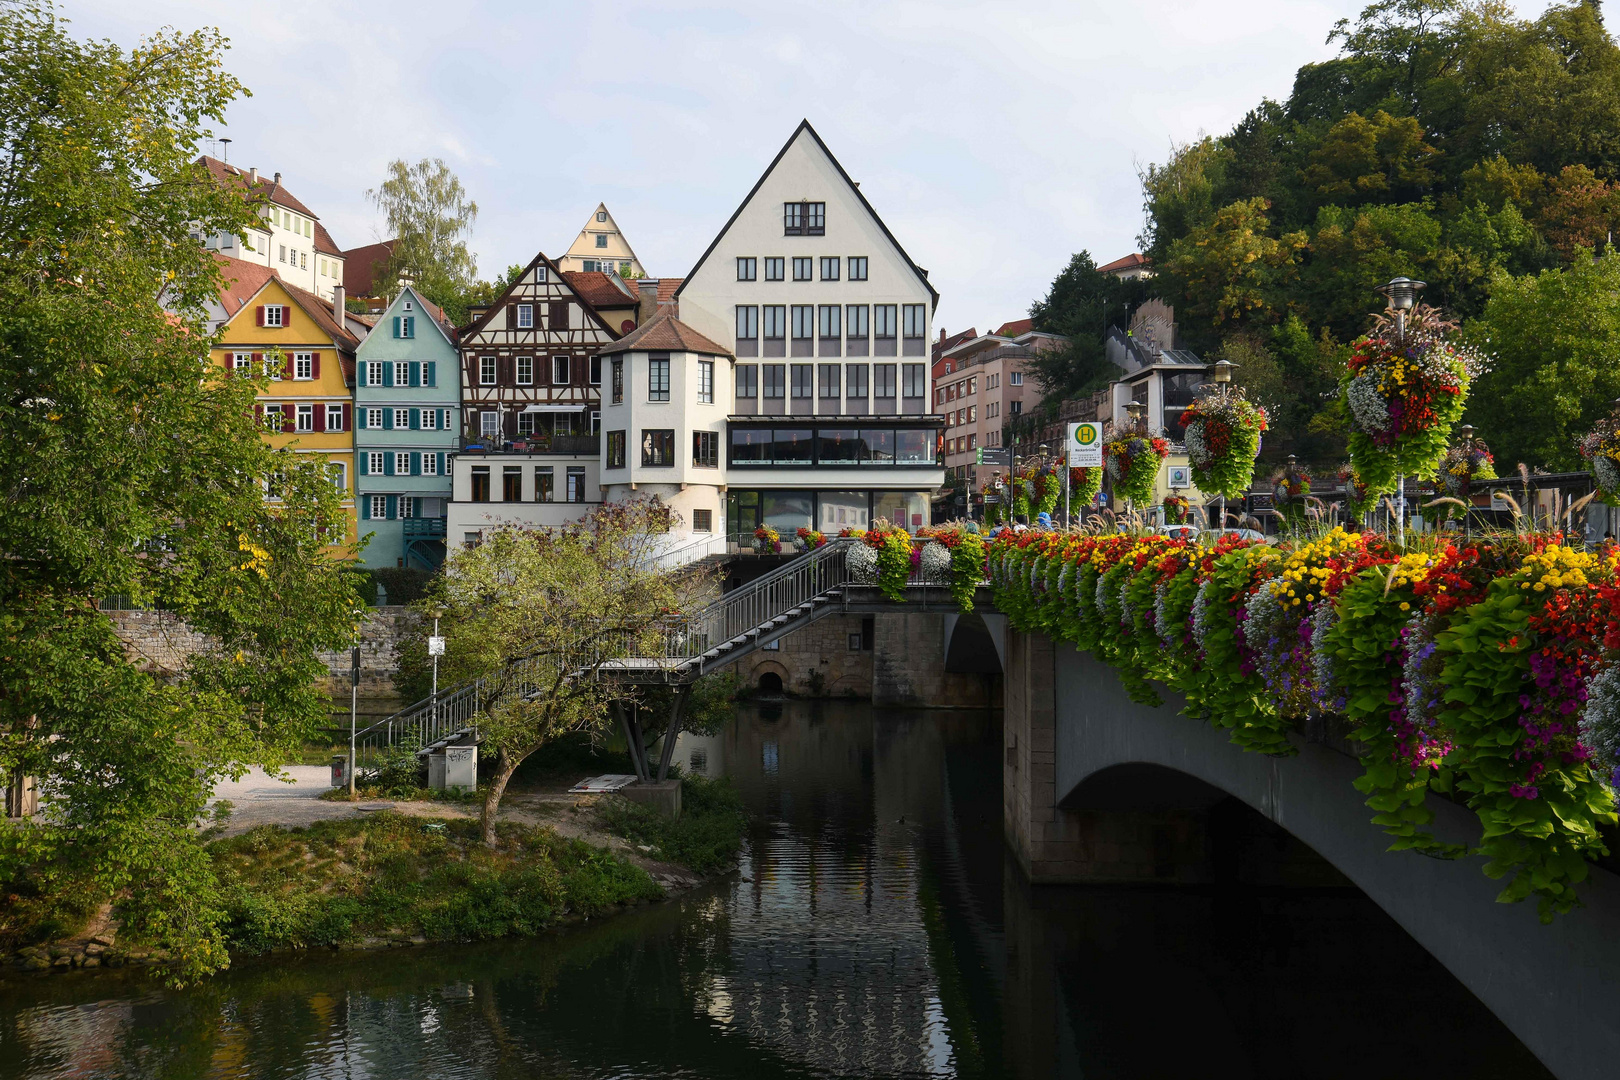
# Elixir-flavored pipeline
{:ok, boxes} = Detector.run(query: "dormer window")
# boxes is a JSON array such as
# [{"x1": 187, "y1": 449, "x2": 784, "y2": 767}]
[
  {"x1": 403, "y1": 300, "x2": 413, "y2": 312},
  {"x1": 784, "y1": 201, "x2": 825, "y2": 236},
  {"x1": 597, "y1": 211, "x2": 607, "y2": 222}
]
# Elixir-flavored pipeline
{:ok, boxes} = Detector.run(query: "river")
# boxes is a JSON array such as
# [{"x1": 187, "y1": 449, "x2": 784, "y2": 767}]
[{"x1": 0, "y1": 702, "x2": 1549, "y2": 1079}]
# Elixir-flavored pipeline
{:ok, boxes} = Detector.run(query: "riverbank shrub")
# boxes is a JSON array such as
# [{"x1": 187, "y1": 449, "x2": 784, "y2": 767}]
[
  {"x1": 988, "y1": 527, "x2": 1620, "y2": 920},
  {"x1": 212, "y1": 814, "x2": 659, "y2": 956},
  {"x1": 598, "y1": 776, "x2": 748, "y2": 874}
]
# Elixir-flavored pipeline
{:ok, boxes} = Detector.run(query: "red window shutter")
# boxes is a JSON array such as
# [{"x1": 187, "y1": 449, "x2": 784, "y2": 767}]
[
  {"x1": 283, "y1": 354, "x2": 294, "y2": 380},
  {"x1": 341, "y1": 403, "x2": 350, "y2": 431},
  {"x1": 256, "y1": 305, "x2": 265, "y2": 327},
  {"x1": 251, "y1": 352, "x2": 263, "y2": 374},
  {"x1": 311, "y1": 351, "x2": 321, "y2": 378},
  {"x1": 254, "y1": 404, "x2": 263, "y2": 423},
  {"x1": 282, "y1": 408, "x2": 294, "y2": 433},
  {"x1": 313, "y1": 403, "x2": 325, "y2": 432},
  {"x1": 507, "y1": 303, "x2": 518, "y2": 329}
]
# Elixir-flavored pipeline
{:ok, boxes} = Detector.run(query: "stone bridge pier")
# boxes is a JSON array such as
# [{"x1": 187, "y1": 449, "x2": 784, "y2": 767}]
[{"x1": 1002, "y1": 626, "x2": 1620, "y2": 1080}]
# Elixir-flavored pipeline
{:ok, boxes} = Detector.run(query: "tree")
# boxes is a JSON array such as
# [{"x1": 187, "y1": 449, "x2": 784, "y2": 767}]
[
  {"x1": 1464, "y1": 250, "x2": 1620, "y2": 470},
  {"x1": 1025, "y1": 251, "x2": 1146, "y2": 396},
  {"x1": 1163, "y1": 197, "x2": 1308, "y2": 333},
  {"x1": 366, "y1": 158, "x2": 479, "y2": 312},
  {"x1": 1301, "y1": 110, "x2": 1441, "y2": 204},
  {"x1": 422, "y1": 500, "x2": 713, "y2": 844},
  {"x1": 0, "y1": 1, "x2": 361, "y2": 978}
]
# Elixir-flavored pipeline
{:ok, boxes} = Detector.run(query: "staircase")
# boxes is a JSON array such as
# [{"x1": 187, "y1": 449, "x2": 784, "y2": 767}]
[{"x1": 347, "y1": 538, "x2": 902, "y2": 770}]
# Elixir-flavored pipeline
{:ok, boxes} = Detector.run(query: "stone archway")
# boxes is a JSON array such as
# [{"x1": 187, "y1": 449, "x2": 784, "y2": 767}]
[{"x1": 756, "y1": 670, "x2": 784, "y2": 696}]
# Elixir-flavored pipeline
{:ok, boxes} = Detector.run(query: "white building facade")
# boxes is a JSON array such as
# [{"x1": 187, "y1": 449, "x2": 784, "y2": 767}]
[
  {"x1": 195, "y1": 157, "x2": 345, "y2": 301},
  {"x1": 675, "y1": 121, "x2": 944, "y2": 541}
]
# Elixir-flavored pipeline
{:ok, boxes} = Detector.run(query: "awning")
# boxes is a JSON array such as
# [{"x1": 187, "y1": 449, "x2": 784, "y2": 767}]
[{"x1": 521, "y1": 404, "x2": 588, "y2": 414}]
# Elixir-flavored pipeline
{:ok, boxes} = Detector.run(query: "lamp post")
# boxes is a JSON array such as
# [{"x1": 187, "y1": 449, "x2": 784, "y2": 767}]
[
  {"x1": 1375, "y1": 276, "x2": 1427, "y2": 540},
  {"x1": 348, "y1": 606, "x2": 363, "y2": 799},
  {"x1": 1210, "y1": 360, "x2": 1235, "y2": 531},
  {"x1": 1457, "y1": 424, "x2": 1475, "y2": 537},
  {"x1": 1124, "y1": 402, "x2": 1145, "y2": 517}
]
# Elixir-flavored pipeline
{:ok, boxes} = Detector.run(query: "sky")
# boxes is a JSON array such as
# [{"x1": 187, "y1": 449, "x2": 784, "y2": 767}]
[{"x1": 69, "y1": 0, "x2": 1557, "y2": 333}]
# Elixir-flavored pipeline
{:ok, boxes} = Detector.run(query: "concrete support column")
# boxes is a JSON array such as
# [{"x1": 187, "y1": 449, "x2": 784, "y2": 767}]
[{"x1": 872, "y1": 612, "x2": 994, "y2": 708}]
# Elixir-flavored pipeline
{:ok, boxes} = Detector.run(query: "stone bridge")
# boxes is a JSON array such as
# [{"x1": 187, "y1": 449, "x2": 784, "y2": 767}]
[{"x1": 990, "y1": 624, "x2": 1620, "y2": 1080}]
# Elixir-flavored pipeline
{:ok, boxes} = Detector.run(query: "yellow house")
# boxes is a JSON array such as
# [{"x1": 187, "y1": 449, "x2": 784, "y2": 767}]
[{"x1": 212, "y1": 258, "x2": 365, "y2": 550}]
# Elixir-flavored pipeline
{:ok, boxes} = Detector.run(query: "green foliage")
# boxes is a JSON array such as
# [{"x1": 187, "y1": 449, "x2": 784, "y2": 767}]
[
  {"x1": 1025, "y1": 251, "x2": 1149, "y2": 396},
  {"x1": 368, "y1": 158, "x2": 479, "y2": 307},
  {"x1": 211, "y1": 815, "x2": 661, "y2": 955},
  {"x1": 598, "y1": 776, "x2": 749, "y2": 874},
  {"x1": 0, "y1": 0, "x2": 362, "y2": 982},
  {"x1": 1464, "y1": 250, "x2": 1620, "y2": 470}
]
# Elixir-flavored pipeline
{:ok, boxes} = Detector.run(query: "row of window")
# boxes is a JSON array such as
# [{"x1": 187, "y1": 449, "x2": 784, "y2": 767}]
[
  {"x1": 360, "y1": 360, "x2": 439, "y2": 388},
  {"x1": 946, "y1": 434, "x2": 978, "y2": 457},
  {"x1": 946, "y1": 400, "x2": 1020, "y2": 428},
  {"x1": 581, "y1": 259, "x2": 631, "y2": 274},
  {"x1": 604, "y1": 429, "x2": 720, "y2": 470},
  {"x1": 259, "y1": 402, "x2": 348, "y2": 432},
  {"x1": 233, "y1": 351, "x2": 322, "y2": 380},
  {"x1": 734, "y1": 362, "x2": 926, "y2": 400},
  {"x1": 357, "y1": 407, "x2": 454, "y2": 431},
  {"x1": 469, "y1": 464, "x2": 588, "y2": 503},
  {"x1": 475, "y1": 355, "x2": 601, "y2": 386},
  {"x1": 466, "y1": 410, "x2": 602, "y2": 440},
  {"x1": 361, "y1": 495, "x2": 443, "y2": 521},
  {"x1": 737, "y1": 256, "x2": 868, "y2": 282},
  {"x1": 937, "y1": 371, "x2": 1021, "y2": 404},
  {"x1": 607, "y1": 358, "x2": 715, "y2": 405},
  {"x1": 507, "y1": 301, "x2": 571, "y2": 330},
  {"x1": 728, "y1": 426, "x2": 937, "y2": 467},
  {"x1": 734, "y1": 304, "x2": 926, "y2": 357},
  {"x1": 359, "y1": 451, "x2": 449, "y2": 477}
]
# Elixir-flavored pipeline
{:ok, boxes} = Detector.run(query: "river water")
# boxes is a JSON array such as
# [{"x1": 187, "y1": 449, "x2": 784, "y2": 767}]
[{"x1": 0, "y1": 702, "x2": 1548, "y2": 1079}]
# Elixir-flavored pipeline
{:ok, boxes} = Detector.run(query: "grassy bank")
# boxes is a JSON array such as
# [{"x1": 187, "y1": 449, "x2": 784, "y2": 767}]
[
  {"x1": 212, "y1": 814, "x2": 660, "y2": 955},
  {"x1": 599, "y1": 777, "x2": 749, "y2": 874}
]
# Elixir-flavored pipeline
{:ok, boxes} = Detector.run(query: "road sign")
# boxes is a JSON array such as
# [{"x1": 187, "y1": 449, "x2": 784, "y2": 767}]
[
  {"x1": 427, "y1": 635, "x2": 446, "y2": 657},
  {"x1": 1066, "y1": 422, "x2": 1103, "y2": 467},
  {"x1": 978, "y1": 447, "x2": 1010, "y2": 467}
]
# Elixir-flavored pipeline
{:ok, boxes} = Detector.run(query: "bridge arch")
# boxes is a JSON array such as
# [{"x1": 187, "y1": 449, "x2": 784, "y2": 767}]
[{"x1": 1004, "y1": 629, "x2": 1620, "y2": 1080}]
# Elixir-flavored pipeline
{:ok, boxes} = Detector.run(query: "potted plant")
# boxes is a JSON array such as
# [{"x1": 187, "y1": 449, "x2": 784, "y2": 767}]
[{"x1": 753, "y1": 524, "x2": 781, "y2": 554}]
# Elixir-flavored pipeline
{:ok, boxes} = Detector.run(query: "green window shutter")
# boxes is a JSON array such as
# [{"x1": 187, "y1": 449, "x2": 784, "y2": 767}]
[
  {"x1": 409, "y1": 409, "x2": 420, "y2": 430},
  {"x1": 404, "y1": 316, "x2": 414, "y2": 338},
  {"x1": 438, "y1": 452, "x2": 446, "y2": 475},
  {"x1": 356, "y1": 408, "x2": 366, "y2": 429},
  {"x1": 384, "y1": 454, "x2": 395, "y2": 476},
  {"x1": 358, "y1": 454, "x2": 368, "y2": 476},
  {"x1": 425, "y1": 361, "x2": 436, "y2": 387},
  {"x1": 357, "y1": 363, "x2": 366, "y2": 387},
  {"x1": 411, "y1": 452, "x2": 421, "y2": 475},
  {"x1": 360, "y1": 496, "x2": 370, "y2": 519},
  {"x1": 392, "y1": 316, "x2": 400, "y2": 338},
  {"x1": 382, "y1": 364, "x2": 393, "y2": 388},
  {"x1": 385, "y1": 495, "x2": 397, "y2": 519},
  {"x1": 410, "y1": 362, "x2": 421, "y2": 387},
  {"x1": 381, "y1": 409, "x2": 393, "y2": 430}
]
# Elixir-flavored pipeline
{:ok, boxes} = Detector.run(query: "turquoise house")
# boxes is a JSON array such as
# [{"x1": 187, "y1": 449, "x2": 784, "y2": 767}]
[{"x1": 354, "y1": 286, "x2": 460, "y2": 569}]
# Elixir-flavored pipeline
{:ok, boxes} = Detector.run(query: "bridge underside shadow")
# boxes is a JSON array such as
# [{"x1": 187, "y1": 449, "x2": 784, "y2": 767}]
[{"x1": 1001, "y1": 629, "x2": 1620, "y2": 1080}]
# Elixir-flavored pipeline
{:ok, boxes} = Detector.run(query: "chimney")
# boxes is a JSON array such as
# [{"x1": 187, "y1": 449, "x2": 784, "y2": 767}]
[
  {"x1": 939, "y1": 327, "x2": 946, "y2": 343},
  {"x1": 637, "y1": 278, "x2": 660, "y2": 325},
  {"x1": 248, "y1": 167, "x2": 257, "y2": 184},
  {"x1": 332, "y1": 284, "x2": 345, "y2": 322},
  {"x1": 273, "y1": 172, "x2": 282, "y2": 185}
]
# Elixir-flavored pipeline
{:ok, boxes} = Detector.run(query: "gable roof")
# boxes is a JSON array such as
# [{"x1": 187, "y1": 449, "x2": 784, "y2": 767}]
[
  {"x1": 313, "y1": 221, "x2": 343, "y2": 257},
  {"x1": 1097, "y1": 252, "x2": 1150, "y2": 275},
  {"x1": 994, "y1": 318, "x2": 1034, "y2": 337},
  {"x1": 343, "y1": 240, "x2": 396, "y2": 296},
  {"x1": 932, "y1": 326, "x2": 977, "y2": 363},
  {"x1": 674, "y1": 120, "x2": 939, "y2": 307},
  {"x1": 657, "y1": 278, "x2": 682, "y2": 304},
  {"x1": 598, "y1": 310, "x2": 730, "y2": 357},
  {"x1": 567, "y1": 202, "x2": 645, "y2": 269},
  {"x1": 459, "y1": 249, "x2": 620, "y2": 340},
  {"x1": 365, "y1": 284, "x2": 459, "y2": 350},
  {"x1": 197, "y1": 155, "x2": 321, "y2": 221},
  {"x1": 213, "y1": 254, "x2": 280, "y2": 318},
  {"x1": 561, "y1": 270, "x2": 637, "y2": 308}
]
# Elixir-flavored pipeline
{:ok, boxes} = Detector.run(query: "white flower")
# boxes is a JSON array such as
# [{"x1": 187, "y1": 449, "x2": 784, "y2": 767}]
[
  {"x1": 848, "y1": 542, "x2": 878, "y2": 583},
  {"x1": 1347, "y1": 371, "x2": 1391, "y2": 435},
  {"x1": 920, "y1": 541, "x2": 953, "y2": 584}
]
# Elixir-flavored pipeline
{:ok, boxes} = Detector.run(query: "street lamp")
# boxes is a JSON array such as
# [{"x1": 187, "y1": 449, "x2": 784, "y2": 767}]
[
  {"x1": 1125, "y1": 400, "x2": 1145, "y2": 433},
  {"x1": 1377, "y1": 276, "x2": 1428, "y2": 538}
]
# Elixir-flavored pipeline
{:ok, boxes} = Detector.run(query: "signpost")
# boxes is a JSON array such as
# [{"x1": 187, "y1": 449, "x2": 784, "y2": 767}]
[
  {"x1": 348, "y1": 643, "x2": 360, "y2": 798},
  {"x1": 1065, "y1": 422, "x2": 1103, "y2": 527}
]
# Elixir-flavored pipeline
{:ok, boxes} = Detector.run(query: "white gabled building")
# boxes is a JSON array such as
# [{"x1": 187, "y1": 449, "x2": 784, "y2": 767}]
[{"x1": 675, "y1": 120, "x2": 945, "y2": 540}]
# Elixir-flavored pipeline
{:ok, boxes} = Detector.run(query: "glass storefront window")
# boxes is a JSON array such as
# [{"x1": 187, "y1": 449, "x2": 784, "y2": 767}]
[
  {"x1": 895, "y1": 429, "x2": 934, "y2": 464},
  {"x1": 819, "y1": 491, "x2": 869, "y2": 532},
  {"x1": 862, "y1": 428, "x2": 895, "y2": 464},
  {"x1": 762, "y1": 491, "x2": 813, "y2": 536},
  {"x1": 873, "y1": 490, "x2": 929, "y2": 531},
  {"x1": 773, "y1": 428, "x2": 814, "y2": 464},
  {"x1": 731, "y1": 428, "x2": 771, "y2": 463},
  {"x1": 818, "y1": 428, "x2": 864, "y2": 463}
]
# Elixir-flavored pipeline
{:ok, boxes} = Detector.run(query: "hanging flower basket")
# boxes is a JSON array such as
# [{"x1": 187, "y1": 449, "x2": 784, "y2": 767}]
[
  {"x1": 753, "y1": 525, "x2": 781, "y2": 554},
  {"x1": 1270, "y1": 464, "x2": 1312, "y2": 507},
  {"x1": 1342, "y1": 307, "x2": 1485, "y2": 493},
  {"x1": 1435, "y1": 439, "x2": 1496, "y2": 499},
  {"x1": 1069, "y1": 466, "x2": 1102, "y2": 507},
  {"x1": 1161, "y1": 494, "x2": 1191, "y2": 525},
  {"x1": 1578, "y1": 414, "x2": 1620, "y2": 506},
  {"x1": 1336, "y1": 464, "x2": 1375, "y2": 517},
  {"x1": 1104, "y1": 434, "x2": 1170, "y2": 507},
  {"x1": 1180, "y1": 394, "x2": 1267, "y2": 500}
]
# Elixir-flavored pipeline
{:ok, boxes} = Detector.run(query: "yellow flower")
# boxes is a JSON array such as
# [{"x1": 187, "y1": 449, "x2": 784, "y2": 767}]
[{"x1": 1399, "y1": 602, "x2": 1410, "y2": 611}]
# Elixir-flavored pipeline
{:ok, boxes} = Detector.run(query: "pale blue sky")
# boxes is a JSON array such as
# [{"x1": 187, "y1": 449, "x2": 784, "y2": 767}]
[{"x1": 70, "y1": 0, "x2": 1559, "y2": 331}]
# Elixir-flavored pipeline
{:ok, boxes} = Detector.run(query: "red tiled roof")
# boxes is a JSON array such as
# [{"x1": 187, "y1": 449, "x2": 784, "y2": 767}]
[
  {"x1": 1097, "y1": 252, "x2": 1150, "y2": 274},
  {"x1": 213, "y1": 254, "x2": 280, "y2": 318},
  {"x1": 281, "y1": 279, "x2": 359, "y2": 352},
  {"x1": 657, "y1": 278, "x2": 682, "y2": 304},
  {"x1": 994, "y1": 318, "x2": 1034, "y2": 337},
  {"x1": 343, "y1": 240, "x2": 395, "y2": 296},
  {"x1": 598, "y1": 310, "x2": 729, "y2": 356},
  {"x1": 197, "y1": 155, "x2": 319, "y2": 219},
  {"x1": 313, "y1": 221, "x2": 342, "y2": 257},
  {"x1": 932, "y1": 327, "x2": 977, "y2": 365},
  {"x1": 562, "y1": 270, "x2": 637, "y2": 308}
]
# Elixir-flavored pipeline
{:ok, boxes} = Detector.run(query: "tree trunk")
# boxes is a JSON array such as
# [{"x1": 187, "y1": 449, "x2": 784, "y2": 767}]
[{"x1": 480, "y1": 749, "x2": 521, "y2": 846}]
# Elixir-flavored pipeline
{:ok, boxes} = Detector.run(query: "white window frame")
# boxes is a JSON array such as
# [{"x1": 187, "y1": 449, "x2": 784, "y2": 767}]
[
  {"x1": 233, "y1": 352, "x2": 252, "y2": 372},
  {"x1": 293, "y1": 352, "x2": 313, "y2": 380},
  {"x1": 368, "y1": 451, "x2": 385, "y2": 475},
  {"x1": 517, "y1": 356, "x2": 533, "y2": 385},
  {"x1": 328, "y1": 461, "x2": 346, "y2": 493},
  {"x1": 394, "y1": 451, "x2": 410, "y2": 475},
  {"x1": 1010, "y1": 371, "x2": 1024, "y2": 385},
  {"x1": 295, "y1": 403, "x2": 314, "y2": 432},
  {"x1": 393, "y1": 408, "x2": 410, "y2": 430},
  {"x1": 422, "y1": 453, "x2": 438, "y2": 476},
  {"x1": 480, "y1": 356, "x2": 496, "y2": 386},
  {"x1": 366, "y1": 361, "x2": 384, "y2": 387},
  {"x1": 480, "y1": 410, "x2": 500, "y2": 437},
  {"x1": 553, "y1": 355, "x2": 569, "y2": 385},
  {"x1": 265, "y1": 305, "x2": 285, "y2": 327},
  {"x1": 366, "y1": 407, "x2": 384, "y2": 430},
  {"x1": 698, "y1": 360, "x2": 714, "y2": 404},
  {"x1": 517, "y1": 304, "x2": 534, "y2": 329},
  {"x1": 393, "y1": 361, "x2": 409, "y2": 387},
  {"x1": 420, "y1": 409, "x2": 437, "y2": 431},
  {"x1": 324, "y1": 403, "x2": 344, "y2": 430},
  {"x1": 369, "y1": 495, "x2": 387, "y2": 519}
]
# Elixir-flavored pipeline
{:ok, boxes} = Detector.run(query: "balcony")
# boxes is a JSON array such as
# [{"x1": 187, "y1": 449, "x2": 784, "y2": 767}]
[
  {"x1": 461, "y1": 434, "x2": 600, "y2": 456},
  {"x1": 403, "y1": 518, "x2": 447, "y2": 538}
]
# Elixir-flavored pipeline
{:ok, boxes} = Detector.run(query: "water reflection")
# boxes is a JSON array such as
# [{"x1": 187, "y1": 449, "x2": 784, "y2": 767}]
[{"x1": 0, "y1": 702, "x2": 1548, "y2": 1079}]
